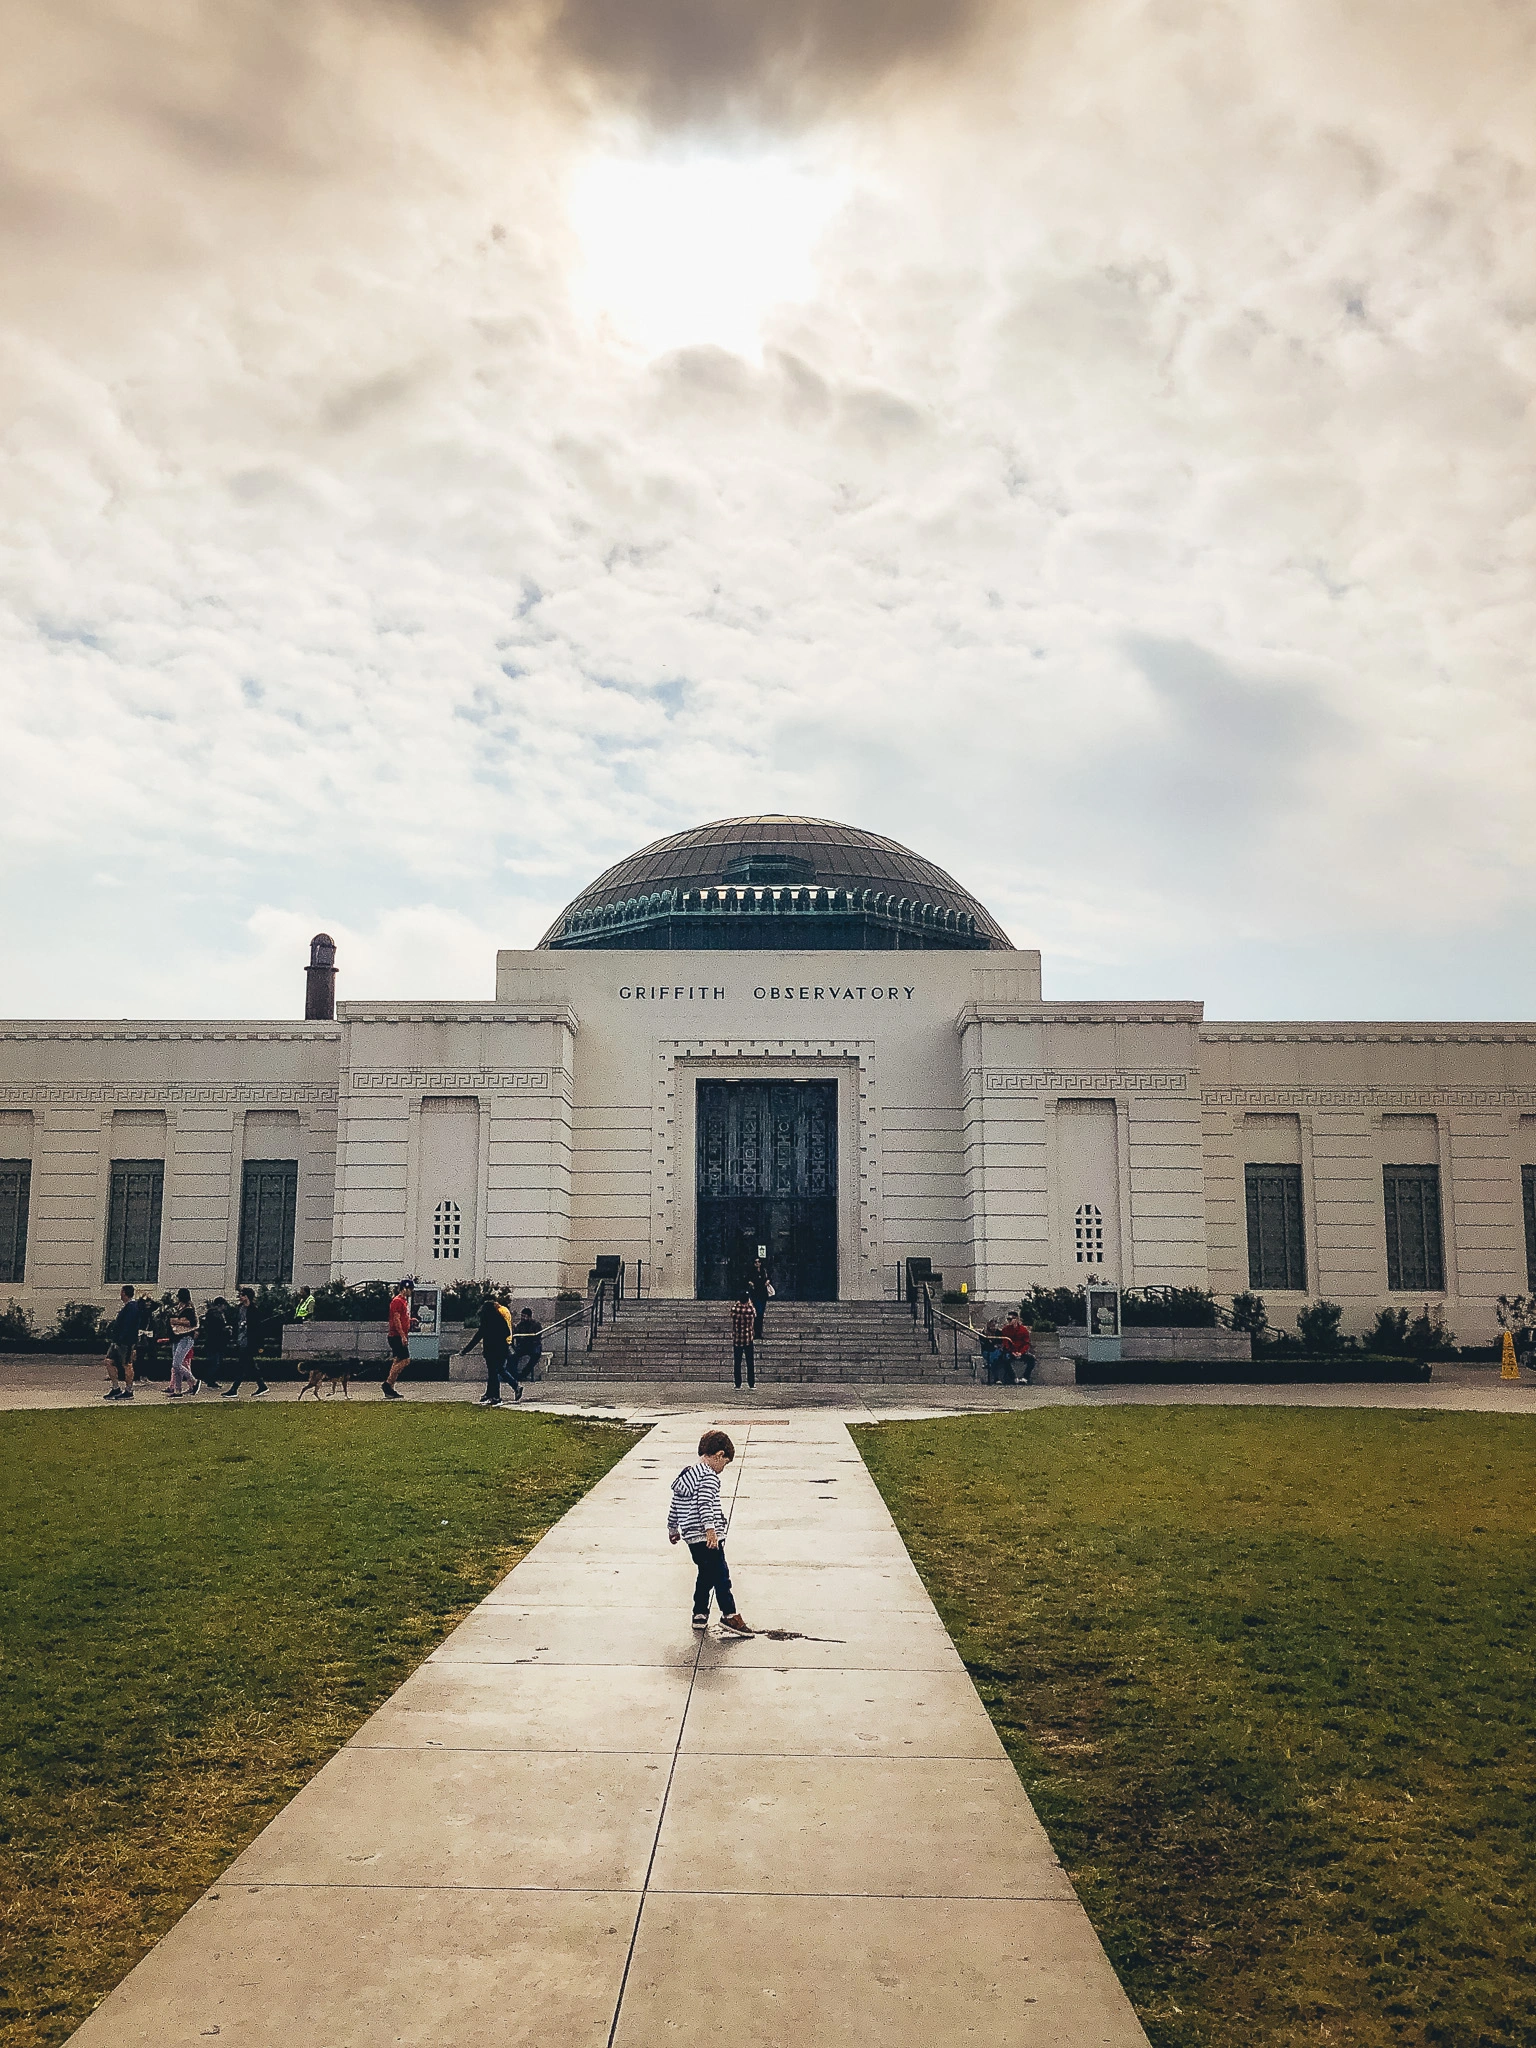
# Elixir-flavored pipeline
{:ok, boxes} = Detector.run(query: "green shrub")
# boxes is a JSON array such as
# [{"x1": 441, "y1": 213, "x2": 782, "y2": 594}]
[
  {"x1": 1023, "y1": 1284, "x2": 1222, "y2": 1330},
  {"x1": 50, "y1": 1300, "x2": 107, "y2": 1348},
  {"x1": 0, "y1": 1298, "x2": 37, "y2": 1349},
  {"x1": 444, "y1": 1279, "x2": 501, "y2": 1321},
  {"x1": 1366, "y1": 1307, "x2": 1411, "y2": 1355},
  {"x1": 1229, "y1": 1291, "x2": 1269, "y2": 1342},
  {"x1": 1124, "y1": 1286, "x2": 1220, "y2": 1329},
  {"x1": 1407, "y1": 1303, "x2": 1455, "y2": 1359},
  {"x1": 1296, "y1": 1298, "x2": 1345, "y2": 1353},
  {"x1": 1495, "y1": 1292, "x2": 1535, "y2": 1334}
]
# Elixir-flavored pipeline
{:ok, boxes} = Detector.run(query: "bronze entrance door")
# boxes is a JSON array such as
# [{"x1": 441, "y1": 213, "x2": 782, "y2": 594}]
[{"x1": 695, "y1": 1081, "x2": 838, "y2": 1300}]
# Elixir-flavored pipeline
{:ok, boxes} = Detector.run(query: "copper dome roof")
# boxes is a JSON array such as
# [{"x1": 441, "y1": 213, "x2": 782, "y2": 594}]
[{"x1": 539, "y1": 815, "x2": 1012, "y2": 950}]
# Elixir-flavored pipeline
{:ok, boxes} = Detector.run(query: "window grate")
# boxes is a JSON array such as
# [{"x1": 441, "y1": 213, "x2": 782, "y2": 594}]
[
  {"x1": 105, "y1": 1160, "x2": 164, "y2": 1285},
  {"x1": 239, "y1": 1160, "x2": 298, "y2": 1285},
  {"x1": 432, "y1": 1199, "x2": 462, "y2": 1261},
  {"x1": 1245, "y1": 1163, "x2": 1306, "y2": 1290},
  {"x1": 1523, "y1": 1165, "x2": 1536, "y2": 1292},
  {"x1": 1074, "y1": 1202, "x2": 1104, "y2": 1265},
  {"x1": 1383, "y1": 1165, "x2": 1445, "y2": 1292},
  {"x1": 0, "y1": 1161, "x2": 29, "y2": 1286}
]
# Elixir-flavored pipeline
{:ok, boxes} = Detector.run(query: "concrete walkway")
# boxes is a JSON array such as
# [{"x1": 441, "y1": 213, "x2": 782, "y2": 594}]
[
  {"x1": 69, "y1": 1412, "x2": 1148, "y2": 2047},
  {"x1": 6, "y1": 1355, "x2": 1534, "y2": 1416}
]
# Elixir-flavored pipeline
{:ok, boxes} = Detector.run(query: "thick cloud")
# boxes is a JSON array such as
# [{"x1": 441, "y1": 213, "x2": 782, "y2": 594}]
[{"x1": 2, "y1": 0, "x2": 1536, "y2": 1018}]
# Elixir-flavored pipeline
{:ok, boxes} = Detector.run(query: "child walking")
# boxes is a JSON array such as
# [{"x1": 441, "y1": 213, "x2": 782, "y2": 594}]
[{"x1": 668, "y1": 1430, "x2": 753, "y2": 1636}]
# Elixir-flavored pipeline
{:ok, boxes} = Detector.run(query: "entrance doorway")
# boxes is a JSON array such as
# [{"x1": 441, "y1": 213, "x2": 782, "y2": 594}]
[{"x1": 695, "y1": 1080, "x2": 837, "y2": 1300}]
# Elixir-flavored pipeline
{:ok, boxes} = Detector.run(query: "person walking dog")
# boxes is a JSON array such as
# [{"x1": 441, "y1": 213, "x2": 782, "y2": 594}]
[
  {"x1": 730, "y1": 1290, "x2": 756, "y2": 1390},
  {"x1": 668, "y1": 1430, "x2": 752, "y2": 1635}
]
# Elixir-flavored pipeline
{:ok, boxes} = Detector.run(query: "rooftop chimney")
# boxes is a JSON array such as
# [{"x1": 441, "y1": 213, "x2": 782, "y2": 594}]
[{"x1": 305, "y1": 933, "x2": 337, "y2": 1021}]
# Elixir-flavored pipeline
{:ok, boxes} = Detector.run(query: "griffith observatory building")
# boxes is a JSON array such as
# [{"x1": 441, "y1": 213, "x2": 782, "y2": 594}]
[{"x1": 2, "y1": 815, "x2": 1534, "y2": 1339}]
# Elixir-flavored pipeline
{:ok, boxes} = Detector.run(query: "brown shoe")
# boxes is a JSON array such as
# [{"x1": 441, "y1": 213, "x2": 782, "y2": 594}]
[{"x1": 720, "y1": 1614, "x2": 754, "y2": 1637}]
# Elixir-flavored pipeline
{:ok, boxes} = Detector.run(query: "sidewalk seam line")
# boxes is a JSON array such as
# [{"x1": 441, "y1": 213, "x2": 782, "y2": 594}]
[{"x1": 601, "y1": 1422, "x2": 754, "y2": 2048}]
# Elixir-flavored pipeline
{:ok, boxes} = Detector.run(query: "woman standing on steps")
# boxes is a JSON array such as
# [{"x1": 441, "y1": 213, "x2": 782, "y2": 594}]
[{"x1": 748, "y1": 1258, "x2": 772, "y2": 1341}]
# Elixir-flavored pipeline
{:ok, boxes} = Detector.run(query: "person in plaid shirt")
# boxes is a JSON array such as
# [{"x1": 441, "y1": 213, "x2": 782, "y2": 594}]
[{"x1": 730, "y1": 1290, "x2": 756, "y2": 1390}]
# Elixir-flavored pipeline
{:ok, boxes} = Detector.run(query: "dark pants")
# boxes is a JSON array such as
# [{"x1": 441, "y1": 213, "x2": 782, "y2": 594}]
[
  {"x1": 688, "y1": 1540, "x2": 736, "y2": 1620},
  {"x1": 751, "y1": 1298, "x2": 766, "y2": 1338},
  {"x1": 225, "y1": 1345, "x2": 265, "y2": 1393},
  {"x1": 506, "y1": 1342, "x2": 540, "y2": 1385},
  {"x1": 733, "y1": 1342, "x2": 755, "y2": 1388},
  {"x1": 200, "y1": 1347, "x2": 225, "y2": 1389},
  {"x1": 484, "y1": 1344, "x2": 510, "y2": 1401}
]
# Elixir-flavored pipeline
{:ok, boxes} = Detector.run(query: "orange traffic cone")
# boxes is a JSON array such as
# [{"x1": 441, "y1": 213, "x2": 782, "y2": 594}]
[{"x1": 1501, "y1": 1330, "x2": 1520, "y2": 1381}]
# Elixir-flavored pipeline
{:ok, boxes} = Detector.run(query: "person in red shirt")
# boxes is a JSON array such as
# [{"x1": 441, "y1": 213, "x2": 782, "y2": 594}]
[
  {"x1": 382, "y1": 1281, "x2": 415, "y2": 1400},
  {"x1": 1000, "y1": 1313, "x2": 1036, "y2": 1384}
]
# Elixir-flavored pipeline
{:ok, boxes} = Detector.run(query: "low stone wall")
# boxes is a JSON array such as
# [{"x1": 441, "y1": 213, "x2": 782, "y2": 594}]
[{"x1": 1058, "y1": 1327, "x2": 1253, "y2": 1362}]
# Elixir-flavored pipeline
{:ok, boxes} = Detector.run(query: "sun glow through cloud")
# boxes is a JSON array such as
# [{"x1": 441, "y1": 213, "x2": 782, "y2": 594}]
[{"x1": 568, "y1": 151, "x2": 846, "y2": 358}]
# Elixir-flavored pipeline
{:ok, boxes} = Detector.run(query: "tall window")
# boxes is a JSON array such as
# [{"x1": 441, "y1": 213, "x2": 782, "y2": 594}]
[
  {"x1": 0, "y1": 1161, "x2": 30, "y2": 1285},
  {"x1": 1245, "y1": 1164, "x2": 1306, "y2": 1290},
  {"x1": 1523, "y1": 1165, "x2": 1536, "y2": 1291},
  {"x1": 1074, "y1": 1202, "x2": 1104, "y2": 1265},
  {"x1": 1384, "y1": 1165, "x2": 1445, "y2": 1292},
  {"x1": 432, "y1": 1199, "x2": 462, "y2": 1261},
  {"x1": 239, "y1": 1160, "x2": 298, "y2": 1285},
  {"x1": 105, "y1": 1160, "x2": 164, "y2": 1285}
]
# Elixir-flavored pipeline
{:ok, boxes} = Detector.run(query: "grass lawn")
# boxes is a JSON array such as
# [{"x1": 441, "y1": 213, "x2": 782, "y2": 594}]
[
  {"x1": 854, "y1": 1408, "x2": 1536, "y2": 2048},
  {"x1": 0, "y1": 1404, "x2": 638, "y2": 2048}
]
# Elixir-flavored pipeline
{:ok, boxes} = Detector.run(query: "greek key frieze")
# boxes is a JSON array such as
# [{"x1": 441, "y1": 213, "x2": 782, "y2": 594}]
[
  {"x1": 984, "y1": 1070, "x2": 1190, "y2": 1093},
  {"x1": 346, "y1": 1069, "x2": 551, "y2": 1092},
  {"x1": 1204, "y1": 1085, "x2": 1536, "y2": 1111},
  {"x1": 0, "y1": 1084, "x2": 337, "y2": 1106}
]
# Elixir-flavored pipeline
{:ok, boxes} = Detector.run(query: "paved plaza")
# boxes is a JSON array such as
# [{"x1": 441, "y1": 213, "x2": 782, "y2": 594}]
[{"x1": 62, "y1": 1410, "x2": 1150, "y2": 2047}]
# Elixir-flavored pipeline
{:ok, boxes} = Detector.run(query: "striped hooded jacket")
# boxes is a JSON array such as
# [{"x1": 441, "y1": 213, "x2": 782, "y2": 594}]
[{"x1": 668, "y1": 1460, "x2": 727, "y2": 1545}]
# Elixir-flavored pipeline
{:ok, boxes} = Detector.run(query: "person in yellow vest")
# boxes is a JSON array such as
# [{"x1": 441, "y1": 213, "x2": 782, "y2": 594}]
[{"x1": 295, "y1": 1289, "x2": 316, "y2": 1321}]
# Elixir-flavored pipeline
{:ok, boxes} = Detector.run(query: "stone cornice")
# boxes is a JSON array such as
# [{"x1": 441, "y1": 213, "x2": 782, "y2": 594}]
[
  {"x1": 338, "y1": 1003, "x2": 579, "y2": 1031},
  {"x1": 1201, "y1": 1021, "x2": 1536, "y2": 1045},
  {"x1": 956, "y1": 1001, "x2": 1204, "y2": 1031},
  {"x1": 0, "y1": 1022, "x2": 340, "y2": 1044}
]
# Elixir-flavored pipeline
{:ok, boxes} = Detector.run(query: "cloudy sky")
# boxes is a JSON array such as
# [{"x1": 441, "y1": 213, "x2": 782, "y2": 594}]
[{"x1": 4, "y1": 0, "x2": 1534, "y2": 1020}]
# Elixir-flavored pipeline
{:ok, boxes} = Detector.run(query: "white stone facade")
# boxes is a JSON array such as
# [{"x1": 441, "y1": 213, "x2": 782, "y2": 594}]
[{"x1": 4, "y1": 949, "x2": 1535, "y2": 1341}]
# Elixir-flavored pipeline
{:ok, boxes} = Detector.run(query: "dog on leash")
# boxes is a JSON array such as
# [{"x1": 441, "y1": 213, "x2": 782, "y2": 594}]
[{"x1": 299, "y1": 1364, "x2": 352, "y2": 1399}]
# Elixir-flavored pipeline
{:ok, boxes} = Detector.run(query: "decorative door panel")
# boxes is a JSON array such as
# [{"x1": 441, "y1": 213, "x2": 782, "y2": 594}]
[{"x1": 696, "y1": 1082, "x2": 837, "y2": 1300}]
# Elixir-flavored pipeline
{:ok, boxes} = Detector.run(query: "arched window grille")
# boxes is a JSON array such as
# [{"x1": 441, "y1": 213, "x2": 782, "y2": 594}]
[
  {"x1": 432, "y1": 1198, "x2": 462, "y2": 1261},
  {"x1": 1074, "y1": 1202, "x2": 1104, "y2": 1265}
]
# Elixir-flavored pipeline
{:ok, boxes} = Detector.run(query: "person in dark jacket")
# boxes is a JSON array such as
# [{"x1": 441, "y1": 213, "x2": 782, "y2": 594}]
[
  {"x1": 199, "y1": 1296, "x2": 231, "y2": 1388},
  {"x1": 505, "y1": 1308, "x2": 542, "y2": 1398},
  {"x1": 103, "y1": 1285, "x2": 150, "y2": 1400},
  {"x1": 221, "y1": 1286, "x2": 270, "y2": 1397},
  {"x1": 460, "y1": 1296, "x2": 513, "y2": 1406},
  {"x1": 748, "y1": 1259, "x2": 771, "y2": 1340}
]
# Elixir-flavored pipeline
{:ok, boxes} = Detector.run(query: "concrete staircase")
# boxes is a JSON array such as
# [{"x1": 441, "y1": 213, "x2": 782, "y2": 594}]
[{"x1": 547, "y1": 1298, "x2": 999, "y2": 1384}]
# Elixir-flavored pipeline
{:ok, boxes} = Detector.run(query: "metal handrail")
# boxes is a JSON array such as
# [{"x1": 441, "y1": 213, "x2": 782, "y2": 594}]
[
  {"x1": 587, "y1": 1280, "x2": 610, "y2": 1351},
  {"x1": 530, "y1": 1297, "x2": 589, "y2": 1376},
  {"x1": 911, "y1": 1280, "x2": 982, "y2": 1373}
]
